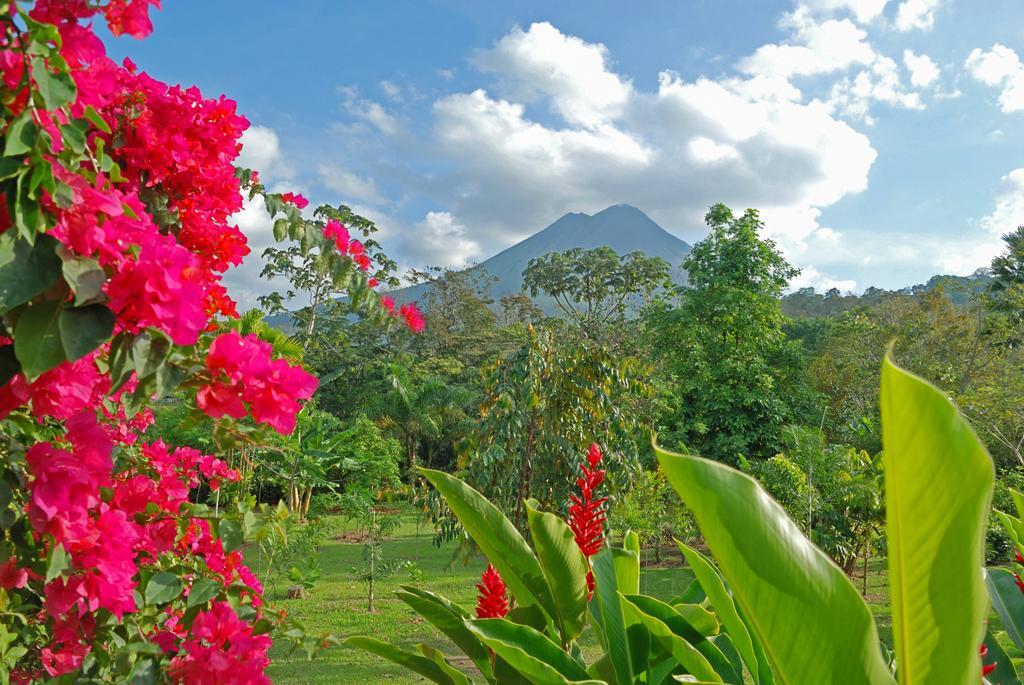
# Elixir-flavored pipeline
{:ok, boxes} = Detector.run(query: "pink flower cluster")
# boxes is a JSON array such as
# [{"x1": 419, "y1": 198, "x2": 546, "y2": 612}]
[
  {"x1": 21, "y1": 413, "x2": 249, "y2": 675},
  {"x1": 0, "y1": 349, "x2": 105, "y2": 420},
  {"x1": 380, "y1": 296, "x2": 426, "y2": 333},
  {"x1": 168, "y1": 602, "x2": 271, "y2": 685},
  {"x1": 324, "y1": 219, "x2": 373, "y2": 271},
  {"x1": 197, "y1": 330, "x2": 318, "y2": 434}
]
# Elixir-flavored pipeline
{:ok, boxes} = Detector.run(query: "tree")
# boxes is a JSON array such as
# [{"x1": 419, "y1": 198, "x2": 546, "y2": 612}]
[
  {"x1": 258, "y1": 204, "x2": 400, "y2": 345},
  {"x1": 369, "y1": 366, "x2": 470, "y2": 482},
  {"x1": 464, "y1": 326, "x2": 652, "y2": 528},
  {"x1": 647, "y1": 203, "x2": 813, "y2": 463},
  {"x1": 523, "y1": 246, "x2": 670, "y2": 337},
  {"x1": 330, "y1": 415, "x2": 403, "y2": 496},
  {"x1": 991, "y1": 225, "x2": 1024, "y2": 293}
]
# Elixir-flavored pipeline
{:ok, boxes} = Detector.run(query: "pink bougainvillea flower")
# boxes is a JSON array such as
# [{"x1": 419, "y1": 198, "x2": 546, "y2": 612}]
[
  {"x1": 167, "y1": 602, "x2": 271, "y2": 684},
  {"x1": 0, "y1": 559, "x2": 28, "y2": 590},
  {"x1": 399, "y1": 302, "x2": 426, "y2": 333},
  {"x1": 197, "y1": 331, "x2": 318, "y2": 434},
  {"x1": 279, "y1": 192, "x2": 309, "y2": 209},
  {"x1": 569, "y1": 443, "x2": 608, "y2": 596},
  {"x1": 475, "y1": 564, "x2": 510, "y2": 619},
  {"x1": 323, "y1": 219, "x2": 350, "y2": 253}
]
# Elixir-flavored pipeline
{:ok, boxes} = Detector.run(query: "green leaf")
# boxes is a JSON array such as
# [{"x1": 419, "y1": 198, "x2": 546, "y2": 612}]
[
  {"x1": 59, "y1": 304, "x2": 115, "y2": 361},
  {"x1": 4, "y1": 111, "x2": 37, "y2": 156},
  {"x1": 526, "y1": 499, "x2": 589, "y2": 643},
  {"x1": 416, "y1": 644, "x2": 472, "y2": 685},
  {"x1": 465, "y1": 618, "x2": 597, "y2": 684},
  {"x1": 657, "y1": 445, "x2": 894, "y2": 685},
  {"x1": 610, "y1": 547, "x2": 640, "y2": 596},
  {"x1": 31, "y1": 57, "x2": 77, "y2": 111},
  {"x1": 0, "y1": 232, "x2": 61, "y2": 313},
  {"x1": 620, "y1": 594, "x2": 723, "y2": 683},
  {"x1": 986, "y1": 568, "x2": 1024, "y2": 653},
  {"x1": 674, "y1": 604, "x2": 719, "y2": 636},
  {"x1": 60, "y1": 121, "x2": 87, "y2": 155},
  {"x1": 273, "y1": 218, "x2": 288, "y2": 242},
  {"x1": 46, "y1": 543, "x2": 70, "y2": 583},
  {"x1": 590, "y1": 548, "x2": 634, "y2": 685},
  {"x1": 880, "y1": 356, "x2": 993, "y2": 685},
  {"x1": 419, "y1": 468, "x2": 555, "y2": 617},
  {"x1": 395, "y1": 586, "x2": 492, "y2": 679},
  {"x1": 61, "y1": 255, "x2": 107, "y2": 305},
  {"x1": 345, "y1": 637, "x2": 463, "y2": 685},
  {"x1": 14, "y1": 299, "x2": 66, "y2": 381},
  {"x1": 218, "y1": 519, "x2": 244, "y2": 553},
  {"x1": 186, "y1": 578, "x2": 221, "y2": 609},
  {"x1": 981, "y1": 623, "x2": 1020, "y2": 685},
  {"x1": 83, "y1": 105, "x2": 111, "y2": 134},
  {"x1": 144, "y1": 572, "x2": 182, "y2": 605},
  {"x1": 0, "y1": 343, "x2": 19, "y2": 388},
  {"x1": 0, "y1": 157, "x2": 23, "y2": 181}
]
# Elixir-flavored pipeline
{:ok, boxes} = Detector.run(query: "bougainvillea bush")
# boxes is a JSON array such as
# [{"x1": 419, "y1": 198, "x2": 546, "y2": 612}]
[{"x1": 0, "y1": 1, "x2": 420, "y2": 681}]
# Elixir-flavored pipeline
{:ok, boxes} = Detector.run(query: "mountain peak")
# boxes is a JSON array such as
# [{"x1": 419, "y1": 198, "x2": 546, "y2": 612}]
[{"x1": 387, "y1": 205, "x2": 694, "y2": 316}]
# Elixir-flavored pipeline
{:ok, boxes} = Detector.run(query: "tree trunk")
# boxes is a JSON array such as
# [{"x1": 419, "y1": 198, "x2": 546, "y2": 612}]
[
  {"x1": 862, "y1": 550, "x2": 869, "y2": 596},
  {"x1": 406, "y1": 439, "x2": 417, "y2": 484},
  {"x1": 301, "y1": 487, "x2": 313, "y2": 520}
]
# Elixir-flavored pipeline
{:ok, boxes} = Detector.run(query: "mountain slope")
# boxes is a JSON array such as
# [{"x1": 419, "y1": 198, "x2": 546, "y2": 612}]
[{"x1": 396, "y1": 204, "x2": 692, "y2": 312}]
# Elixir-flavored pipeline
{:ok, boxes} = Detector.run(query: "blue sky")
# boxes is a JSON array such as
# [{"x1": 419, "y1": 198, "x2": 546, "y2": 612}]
[{"x1": 102, "y1": 0, "x2": 1024, "y2": 303}]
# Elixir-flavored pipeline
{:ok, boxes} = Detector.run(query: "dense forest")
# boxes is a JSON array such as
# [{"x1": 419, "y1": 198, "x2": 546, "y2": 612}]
[{"x1": 151, "y1": 203, "x2": 1024, "y2": 585}]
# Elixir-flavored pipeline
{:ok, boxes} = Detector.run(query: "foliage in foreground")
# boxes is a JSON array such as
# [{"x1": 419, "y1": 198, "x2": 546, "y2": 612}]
[
  {"x1": 352, "y1": 357, "x2": 998, "y2": 684},
  {"x1": 0, "y1": 1, "x2": 421, "y2": 682}
]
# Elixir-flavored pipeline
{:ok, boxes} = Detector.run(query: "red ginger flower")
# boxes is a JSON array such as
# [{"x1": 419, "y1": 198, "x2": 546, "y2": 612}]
[
  {"x1": 475, "y1": 564, "x2": 509, "y2": 619},
  {"x1": 981, "y1": 643, "x2": 996, "y2": 677},
  {"x1": 569, "y1": 443, "x2": 608, "y2": 595}
]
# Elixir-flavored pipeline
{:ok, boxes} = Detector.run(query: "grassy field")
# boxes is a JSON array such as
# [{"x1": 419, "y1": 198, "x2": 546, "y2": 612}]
[{"x1": 262, "y1": 503, "x2": 906, "y2": 684}]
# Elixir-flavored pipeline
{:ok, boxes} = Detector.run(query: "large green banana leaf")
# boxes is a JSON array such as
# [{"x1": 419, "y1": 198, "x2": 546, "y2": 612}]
[
  {"x1": 880, "y1": 356, "x2": 993, "y2": 685},
  {"x1": 420, "y1": 468, "x2": 556, "y2": 619},
  {"x1": 526, "y1": 498, "x2": 589, "y2": 643},
  {"x1": 657, "y1": 444, "x2": 894, "y2": 685}
]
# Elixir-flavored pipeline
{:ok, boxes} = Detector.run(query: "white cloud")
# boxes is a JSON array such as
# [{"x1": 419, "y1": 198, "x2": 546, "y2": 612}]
[
  {"x1": 339, "y1": 86, "x2": 404, "y2": 135},
  {"x1": 318, "y1": 165, "x2": 385, "y2": 205},
  {"x1": 688, "y1": 136, "x2": 740, "y2": 164},
  {"x1": 790, "y1": 265, "x2": 857, "y2": 292},
  {"x1": 924, "y1": 169, "x2": 1024, "y2": 277},
  {"x1": 894, "y1": 0, "x2": 942, "y2": 31},
  {"x1": 403, "y1": 211, "x2": 481, "y2": 268},
  {"x1": 934, "y1": 241, "x2": 1003, "y2": 275},
  {"x1": 379, "y1": 80, "x2": 402, "y2": 101},
  {"x1": 903, "y1": 49, "x2": 939, "y2": 87},
  {"x1": 423, "y1": 22, "x2": 879, "y2": 274},
  {"x1": 965, "y1": 44, "x2": 1024, "y2": 112},
  {"x1": 800, "y1": 0, "x2": 890, "y2": 24},
  {"x1": 826, "y1": 55, "x2": 923, "y2": 123},
  {"x1": 737, "y1": 8, "x2": 875, "y2": 79},
  {"x1": 473, "y1": 21, "x2": 631, "y2": 128},
  {"x1": 222, "y1": 195, "x2": 279, "y2": 311},
  {"x1": 237, "y1": 125, "x2": 294, "y2": 180},
  {"x1": 981, "y1": 169, "x2": 1024, "y2": 235}
]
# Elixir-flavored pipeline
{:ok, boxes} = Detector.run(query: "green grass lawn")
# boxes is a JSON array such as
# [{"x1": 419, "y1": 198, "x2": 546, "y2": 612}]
[{"x1": 263, "y1": 506, "x2": 902, "y2": 684}]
